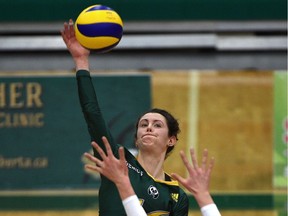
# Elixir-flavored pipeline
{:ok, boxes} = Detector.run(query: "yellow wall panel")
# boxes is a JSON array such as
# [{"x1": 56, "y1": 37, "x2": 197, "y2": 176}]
[
  {"x1": 198, "y1": 71, "x2": 273, "y2": 191},
  {"x1": 151, "y1": 71, "x2": 274, "y2": 191}
]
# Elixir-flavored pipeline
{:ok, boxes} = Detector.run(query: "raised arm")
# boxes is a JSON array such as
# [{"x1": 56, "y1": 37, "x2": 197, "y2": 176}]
[{"x1": 61, "y1": 20, "x2": 116, "y2": 157}]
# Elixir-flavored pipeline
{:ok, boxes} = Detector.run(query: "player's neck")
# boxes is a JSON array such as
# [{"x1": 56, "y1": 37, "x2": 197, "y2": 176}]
[{"x1": 137, "y1": 152, "x2": 165, "y2": 180}]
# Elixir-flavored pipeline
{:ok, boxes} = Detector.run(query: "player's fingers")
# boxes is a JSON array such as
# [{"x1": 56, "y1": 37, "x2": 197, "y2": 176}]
[
  {"x1": 118, "y1": 147, "x2": 125, "y2": 163},
  {"x1": 190, "y1": 148, "x2": 199, "y2": 169},
  {"x1": 102, "y1": 136, "x2": 113, "y2": 157},
  {"x1": 83, "y1": 152, "x2": 96, "y2": 162},
  {"x1": 91, "y1": 141, "x2": 107, "y2": 160},
  {"x1": 179, "y1": 151, "x2": 193, "y2": 175},
  {"x1": 207, "y1": 156, "x2": 215, "y2": 177},
  {"x1": 84, "y1": 152, "x2": 103, "y2": 167},
  {"x1": 68, "y1": 19, "x2": 75, "y2": 37},
  {"x1": 61, "y1": 22, "x2": 69, "y2": 42},
  {"x1": 63, "y1": 22, "x2": 68, "y2": 32},
  {"x1": 171, "y1": 173, "x2": 186, "y2": 185},
  {"x1": 201, "y1": 148, "x2": 208, "y2": 170},
  {"x1": 85, "y1": 164, "x2": 101, "y2": 173},
  {"x1": 118, "y1": 147, "x2": 128, "y2": 175}
]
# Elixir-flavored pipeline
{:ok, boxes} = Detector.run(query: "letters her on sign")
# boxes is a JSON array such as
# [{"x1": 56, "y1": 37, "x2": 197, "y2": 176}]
[{"x1": 0, "y1": 82, "x2": 44, "y2": 128}]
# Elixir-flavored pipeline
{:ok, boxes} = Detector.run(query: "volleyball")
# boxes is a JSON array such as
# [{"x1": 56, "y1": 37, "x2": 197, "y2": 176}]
[{"x1": 75, "y1": 5, "x2": 123, "y2": 52}]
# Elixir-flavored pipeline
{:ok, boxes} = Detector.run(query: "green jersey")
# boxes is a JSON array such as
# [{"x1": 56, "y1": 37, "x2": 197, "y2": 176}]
[{"x1": 76, "y1": 70, "x2": 189, "y2": 216}]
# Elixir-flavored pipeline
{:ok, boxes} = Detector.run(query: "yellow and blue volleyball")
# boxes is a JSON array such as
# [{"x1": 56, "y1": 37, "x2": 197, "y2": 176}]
[{"x1": 75, "y1": 5, "x2": 123, "y2": 52}]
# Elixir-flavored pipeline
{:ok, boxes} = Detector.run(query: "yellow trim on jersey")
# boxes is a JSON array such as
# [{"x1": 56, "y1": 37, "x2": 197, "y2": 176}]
[
  {"x1": 145, "y1": 171, "x2": 179, "y2": 186},
  {"x1": 135, "y1": 155, "x2": 179, "y2": 186},
  {"x1": 147, "y1": 211, "x2": 170, "y2": 216}
]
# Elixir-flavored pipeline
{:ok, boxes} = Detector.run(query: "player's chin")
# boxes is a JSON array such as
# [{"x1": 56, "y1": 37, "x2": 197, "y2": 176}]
[{"x1": 141, "y1": 137, "x2": 156, "y2": 145}]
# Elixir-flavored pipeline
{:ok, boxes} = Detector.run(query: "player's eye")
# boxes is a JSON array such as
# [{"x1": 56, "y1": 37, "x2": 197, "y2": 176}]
[
  {"x1": 154, "y1": 123, "x2": 162, "y2": 128},
  {"x1": 139, "y1": 122, "x2": 148, "y2": 127}
]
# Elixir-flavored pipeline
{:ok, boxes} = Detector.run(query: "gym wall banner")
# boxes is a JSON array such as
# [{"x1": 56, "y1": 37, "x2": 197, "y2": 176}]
[{"x1": 0, "y1": 73, "x2": 151, "y2": 190}]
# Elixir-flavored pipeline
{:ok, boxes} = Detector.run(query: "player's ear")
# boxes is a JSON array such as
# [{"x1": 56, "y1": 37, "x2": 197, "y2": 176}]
[
  {"x1": 168, "y1": 136, "x2": 176, "y2": 147},
  {"x1": 135, "y1": 137, "x2": 139, "y2": 148}
]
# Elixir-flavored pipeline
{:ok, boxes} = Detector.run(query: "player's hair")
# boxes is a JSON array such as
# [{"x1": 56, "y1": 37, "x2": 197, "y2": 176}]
[{"x1": 134, "y1": 108, "x2": 180, "y2": 158}]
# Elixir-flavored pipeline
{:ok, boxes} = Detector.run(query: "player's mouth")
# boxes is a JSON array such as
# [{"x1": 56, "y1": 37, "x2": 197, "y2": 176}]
[{"x1": 142, "y1": 134, "x2": 156, "y2": 138}]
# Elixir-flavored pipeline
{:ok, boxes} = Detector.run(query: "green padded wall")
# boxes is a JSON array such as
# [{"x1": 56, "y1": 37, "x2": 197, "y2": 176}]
[{"x1": 1, "y1": 0, "x2": 286, "y2": 22}]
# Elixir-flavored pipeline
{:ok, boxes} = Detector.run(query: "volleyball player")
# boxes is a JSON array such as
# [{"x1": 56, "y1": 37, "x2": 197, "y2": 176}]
[{"x1": 61, "y1": 19, "x2": 220, "y2": 216}]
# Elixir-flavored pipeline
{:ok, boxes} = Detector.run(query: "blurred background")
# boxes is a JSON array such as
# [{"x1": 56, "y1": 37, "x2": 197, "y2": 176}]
[{"x1": 0, "y1": 0, "x2": 287, "y2": 215}]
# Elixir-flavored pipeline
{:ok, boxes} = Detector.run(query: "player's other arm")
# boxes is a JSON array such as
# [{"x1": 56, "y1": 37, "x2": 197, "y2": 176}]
[{"x1": 171, "y1": 148, "x2": 221, "y2": 216}]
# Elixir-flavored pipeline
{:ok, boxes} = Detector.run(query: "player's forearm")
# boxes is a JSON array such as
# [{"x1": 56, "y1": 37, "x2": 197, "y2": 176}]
[
  {"x1": 115, "y1": 177, "x2": 135, "y2": 201},
  {"x1": 194, "y1": 191, "x2": 214, "y2": 208},
  {"x1": 194, "y1": 192, "x2": 221, "y2": 216},
  {"x1": 118, "y1": 174, "x2": 147, "y2": 216},
  {"x1": 74, "y1": 56, "x2": 89, "y2": 71}
]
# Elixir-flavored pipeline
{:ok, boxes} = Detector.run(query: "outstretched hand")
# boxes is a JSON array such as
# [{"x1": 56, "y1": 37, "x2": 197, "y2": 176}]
[
  {"x1": 84, "y1": 137, "x2": 135, "y2": 201},
  {"x1": 84, "y1": 137, "x2": 128, "y2": 185},
  {"x1": 60, "y1": 19, "x2": 90, "y2": 69},
  {"x1": 171, "y1": 148, "x2": 215, "y2": 208}
]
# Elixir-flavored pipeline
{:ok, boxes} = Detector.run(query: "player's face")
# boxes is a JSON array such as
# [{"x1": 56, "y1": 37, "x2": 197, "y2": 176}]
[{"x1": 136, "y1": 113, "x2": 173, "y2": 152}]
